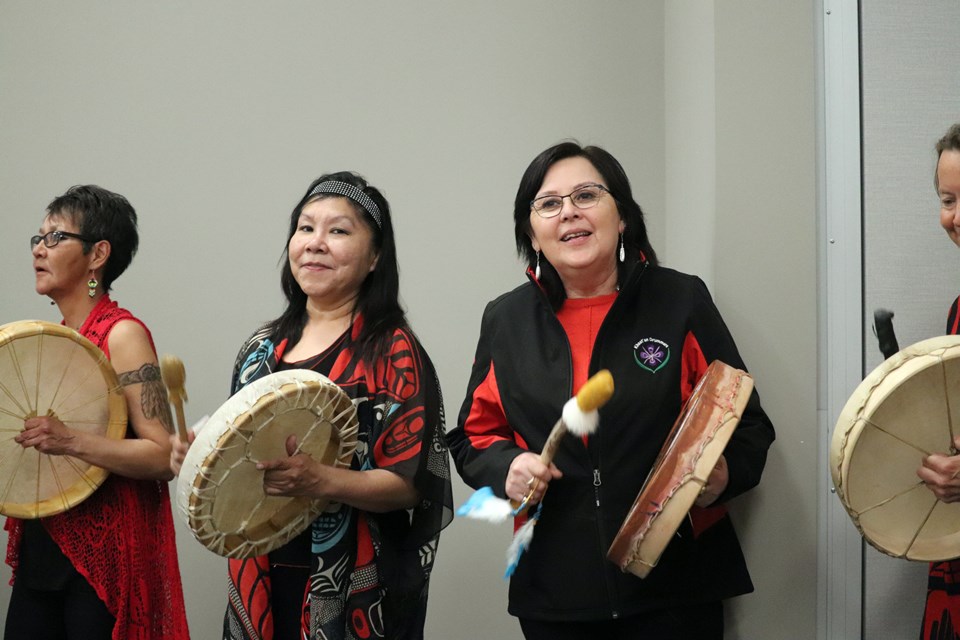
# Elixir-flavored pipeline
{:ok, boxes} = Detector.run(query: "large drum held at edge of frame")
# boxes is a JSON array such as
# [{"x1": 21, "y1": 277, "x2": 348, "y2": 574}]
[{"x1": 831, "y1": 335, "x2": 960, "y2": 561}]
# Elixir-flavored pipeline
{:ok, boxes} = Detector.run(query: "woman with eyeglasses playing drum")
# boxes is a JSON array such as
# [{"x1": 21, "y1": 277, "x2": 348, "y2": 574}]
[
  {"x1": 170, "y1": 171, "x2": 453, "y2": 640},
  {"x1": 447, "y1": 142, "x2": 775, "y2": 639},
  {"x1": 917, "y1": 123, "x2": 960, "y2": 639},
  {"x1": 4, "y1": 185, "x2": 189, "y2": 639}
]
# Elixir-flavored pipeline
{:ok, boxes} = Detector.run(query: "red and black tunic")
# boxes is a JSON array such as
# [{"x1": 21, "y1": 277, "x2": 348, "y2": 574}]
[
  {"x1": 920, "y1": 295, "x2": 960, "y2": 640},
  {"x1": 222, "y1": 317, "x2": 452, "y2": 640}
]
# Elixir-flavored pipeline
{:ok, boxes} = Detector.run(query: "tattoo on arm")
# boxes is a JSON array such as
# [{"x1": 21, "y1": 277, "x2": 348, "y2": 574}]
[
  {"x1": 118, "y1": 363, "x2": 161, "y2": 387},
  {"x1": 117, "y1": 363, "x2": 174, "y2": 432}
]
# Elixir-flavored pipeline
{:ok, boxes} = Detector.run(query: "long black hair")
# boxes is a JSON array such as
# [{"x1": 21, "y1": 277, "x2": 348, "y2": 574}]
[
  {"x1": 513, "y1": 141, "x2": 659, "y2": 309},
  {"x1": 264, "y1": 171, "x2": 406, "y2": 365},
  {"x1": 46, "y1": 185, "x2": 139, "y2": 292}
]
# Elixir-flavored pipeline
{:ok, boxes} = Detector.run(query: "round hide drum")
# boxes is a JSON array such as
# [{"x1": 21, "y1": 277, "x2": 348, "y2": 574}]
[
  {"x1": 831, "y1": 335, "x2": 960, "y2": 561},
  {"x1": 607, "y1": 360, "x2": 754, "y2": 578},
  {"x1": 0, "y1": 320, "x2": 127, "y2": 518},
  {"x1": 177, "y1": 370, "x2": 359, "y2": 559}
]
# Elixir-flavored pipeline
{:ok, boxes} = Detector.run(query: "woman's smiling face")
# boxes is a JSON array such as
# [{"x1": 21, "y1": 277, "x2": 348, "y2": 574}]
[
  {"x1": 528, "y1": 156, "x2": 624, "y2": 288},
  {"x1": 287, "y1": 196, "x2": 379, "y2": 308},
  {"x1": 939, "y1": 149, "x2": 960, "y2": 248}
]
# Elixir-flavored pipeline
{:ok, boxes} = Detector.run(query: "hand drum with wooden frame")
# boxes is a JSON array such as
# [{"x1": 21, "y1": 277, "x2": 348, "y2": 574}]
[
  {"x1": 607, "y1": 360, "x2": 754, "y2": 578},
  {"x1": 177, "y1": 370, "x2": 359, "y2": 559},
  {"x1": 0, "y1": 320, "x2": 127, "y2": 518},
  {"x1": 831, "y1": 335, "x2": 960, "y2": 561}
]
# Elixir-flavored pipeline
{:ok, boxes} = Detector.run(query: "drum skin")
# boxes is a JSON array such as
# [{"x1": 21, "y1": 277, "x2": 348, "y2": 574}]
[
  {"x1": 0, "y1": 320, "x2": 127, "y2": 518},
  {"x1": 607, "y1": 360, "x2": 753, "y2": 578},
  {"x1": 831, "y1": 335, "x2": 960, "y2": 561},
  {"x1": 177, "y1": 370, "x2": 359, "y2": 559}
]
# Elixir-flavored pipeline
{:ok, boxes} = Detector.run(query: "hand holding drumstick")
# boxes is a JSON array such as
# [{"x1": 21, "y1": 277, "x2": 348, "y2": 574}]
[
  {"x1": 507, "y1": 370, "x2": 615, "y2": 513},
  {"x1": 161, "y1": 354, "x2": 197, "y2": 475}
]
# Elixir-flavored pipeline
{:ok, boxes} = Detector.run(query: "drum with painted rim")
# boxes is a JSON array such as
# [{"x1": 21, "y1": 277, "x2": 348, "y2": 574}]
[{"x1": 607, "y1": 360, "x2": 753, "y2": 578}]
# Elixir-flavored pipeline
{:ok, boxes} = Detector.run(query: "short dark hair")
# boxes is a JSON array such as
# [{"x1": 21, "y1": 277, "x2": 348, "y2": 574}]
[
  {"x1": 936, "y1": 123, "x2": 960, "y2": 192},
  {"x1": 512, "y1": 141, "x2": 659, "y2": 308},
  {"x1": 46, "y1": 185, "x2": 139, "y2": 292},
  {"x1": 266, "y1": 171, "x2": 406, "y2": 364}
]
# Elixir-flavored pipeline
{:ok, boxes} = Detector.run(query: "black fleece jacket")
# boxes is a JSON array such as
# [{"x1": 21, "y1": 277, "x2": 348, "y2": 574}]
[{"x1": 448, "y1": 260, "x2": 775, "y2": 621}]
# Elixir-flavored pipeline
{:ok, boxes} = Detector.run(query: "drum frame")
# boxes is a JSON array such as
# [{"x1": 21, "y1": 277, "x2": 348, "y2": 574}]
[
  {"x1": 177, "y1": 370, "x2": 359, "y2": 558},
  {"x1": 0, "y1": 320, "x2": 127, "y2": 518},
  {"x1": 831, "y1": 335, "x2": 960, "y2": 561}
]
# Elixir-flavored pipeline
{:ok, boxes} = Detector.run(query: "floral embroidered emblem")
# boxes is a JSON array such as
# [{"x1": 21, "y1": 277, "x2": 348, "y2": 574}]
[{"x1": 633, "y1": 338, "x2": 670, "y2": 373}]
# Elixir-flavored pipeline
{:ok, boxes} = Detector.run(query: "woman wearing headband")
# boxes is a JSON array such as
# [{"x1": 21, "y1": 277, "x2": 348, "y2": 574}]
[
  {"x1": 171, "y1": 171, "x2": 452, "y2": 640},
  {"x1": 917, "y1": 123, "x2": 960, "y2": 639},
  {"x1": 5, "y1": 185, "x2": 189, "y2": 639},
  {"x1": 447, "y1": 142, "x2": 775, "y2": 639}
]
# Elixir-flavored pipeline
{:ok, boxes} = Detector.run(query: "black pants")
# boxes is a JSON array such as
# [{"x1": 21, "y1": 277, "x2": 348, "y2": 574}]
[
  {"x1": 4, "y1": 573, "x2": 115, "y2": 640},
  {"x1": 270, "y1": 564, "x2": 311, "y2": 640},
  {"x1": 519, "y1": 601, "x2": 724, "y2": 640}
]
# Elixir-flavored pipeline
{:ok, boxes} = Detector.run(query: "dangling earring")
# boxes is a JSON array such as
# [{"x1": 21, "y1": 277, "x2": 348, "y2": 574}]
[
  {"x1": 618, "y1": 233, "x2": 625, "y2": 263},
  {"x1": 534, "y1": 251, "x2": 541, "y2": 279},
  {"x1": 87, "y1": 276, "x2": 98, "y2": 298}
]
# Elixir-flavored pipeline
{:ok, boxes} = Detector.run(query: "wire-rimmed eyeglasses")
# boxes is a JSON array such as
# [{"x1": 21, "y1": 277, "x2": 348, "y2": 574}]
[
  {"x1": 530, "y1": 184, "x2": 610, "y2": 218},
  {"x1": 30, "y1": 230, "x2": 96, "y2": 249}
]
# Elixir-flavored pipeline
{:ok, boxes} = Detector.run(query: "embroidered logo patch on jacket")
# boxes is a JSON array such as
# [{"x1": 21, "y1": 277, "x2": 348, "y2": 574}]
[{"x1": 633, "y1": 338, "x2": 670, "y2": 373}]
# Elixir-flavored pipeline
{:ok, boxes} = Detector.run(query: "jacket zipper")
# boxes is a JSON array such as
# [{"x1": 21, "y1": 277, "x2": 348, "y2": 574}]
[
  {"x1": 593, "y1": 469, "x2": 602, "y2": 507},
  {"x1": 591, "y1": 449, "x2": 620, "y2": 619},
  {"x1": 587, "y1": 262, "x2": 647, "y2": 620},
  {"x1": 592, "y1": 467, "x2": 619, "y2": 618},
  {"x1": 530, "y1": 261, "x2": 649, "y2": 621}
]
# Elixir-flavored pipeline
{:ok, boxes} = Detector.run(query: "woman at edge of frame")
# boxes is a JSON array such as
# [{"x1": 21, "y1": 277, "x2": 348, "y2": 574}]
[
  {"x1": 6, "y1": 184, "x2": 189, "y2": 640},
  {"x1": 917, "y1": 122, "x2": 960, "y2": 639}
]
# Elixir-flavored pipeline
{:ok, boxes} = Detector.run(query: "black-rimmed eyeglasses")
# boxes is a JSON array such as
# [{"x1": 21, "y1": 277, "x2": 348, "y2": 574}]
[
  {"x1": 30, "y1": 230, "x2": 96, "y2": 249},
  {"x1": 530, "y1": 184, "x2": 610, "y2": 218}
]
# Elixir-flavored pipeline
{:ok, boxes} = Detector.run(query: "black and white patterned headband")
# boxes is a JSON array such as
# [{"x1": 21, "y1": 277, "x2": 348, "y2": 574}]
[{"x1": 307, "y1": 181, "x2": 383, "y2": 229}]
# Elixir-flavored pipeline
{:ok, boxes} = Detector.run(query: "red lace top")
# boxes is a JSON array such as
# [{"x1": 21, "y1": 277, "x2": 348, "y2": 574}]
[{"x1": 4, "y1": 296, "x2": 190, "y2": 640}]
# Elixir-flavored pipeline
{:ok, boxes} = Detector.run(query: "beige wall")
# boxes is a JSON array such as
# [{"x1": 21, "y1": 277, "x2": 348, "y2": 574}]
[
  {"x1": 714, "y1": 3, "x2": 818, "y2": 638},
  {"x1": 663, "y1": 2, "x2": 818, "y2": 638},
  {"x1": 0, "y1": 2, "x2": 818, "y2": 638}
]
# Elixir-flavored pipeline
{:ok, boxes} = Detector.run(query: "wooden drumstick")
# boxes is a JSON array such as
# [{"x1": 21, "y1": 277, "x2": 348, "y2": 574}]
[
  {"x1": 513, "y1": 369, "x2": 615, "y2": 513},
  {"x1": 160, "y1": 354, "x2": 189, "y2": 440}
]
